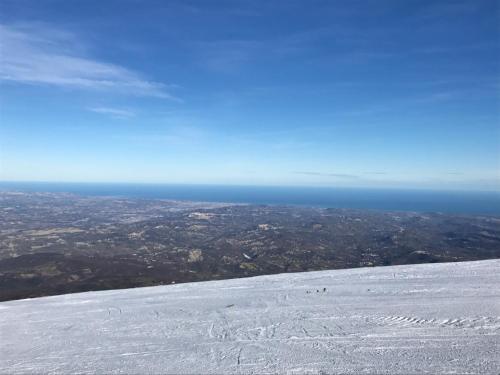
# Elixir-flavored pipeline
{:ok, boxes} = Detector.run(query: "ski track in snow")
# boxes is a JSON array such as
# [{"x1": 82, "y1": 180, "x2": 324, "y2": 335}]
[{"x1": 1, "y1": 260, "x2": 499, "y2": 374}]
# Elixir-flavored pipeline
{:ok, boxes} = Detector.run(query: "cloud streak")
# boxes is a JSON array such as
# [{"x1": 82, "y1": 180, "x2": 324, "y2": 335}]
[
  {"x1": 0, "y1": 24, "x2": 176, "y2": 99},
  {"x1": 294, "y1": 171, "x2": 359, "y2": 179},
  {"x1": 88, "y1": 107, "x2": 135, "y2": 119}
]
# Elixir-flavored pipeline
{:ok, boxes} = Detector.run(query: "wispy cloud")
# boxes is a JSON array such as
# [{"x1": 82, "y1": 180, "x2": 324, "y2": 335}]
[
  {"x1": 87, "y1": 107, "x2": 135, "y2": 119},
  {"x1": 294, "y1": 171, "x2": 359, "y2": 179},
  {"x1": 117, "y1": 124, "x2": 205, "y2": 146},
  {"x1": 159, "y1": 125, "x2": 204, "y2": 145},
  {"x1": 191, "y1": 27, "x2": 385, "y2": 73},
  {"x1": 0, "y1": 23, "x2": 177, "y2": 99},
  {"x1": 192, "y1": 39, "x2": 262, "y2": 73},
  {"x1": 418, "y1": 0, "x2": 479, "y2": 20}
]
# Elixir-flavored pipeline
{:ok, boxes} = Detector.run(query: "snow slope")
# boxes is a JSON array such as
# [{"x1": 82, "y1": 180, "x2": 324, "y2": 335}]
[{"x1": 1, "y1": 260, "x2": 499, "y2": 374}]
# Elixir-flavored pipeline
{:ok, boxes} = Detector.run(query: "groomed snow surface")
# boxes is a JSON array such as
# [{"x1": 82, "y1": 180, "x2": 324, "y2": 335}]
[{"x1": 1, "y1": 260, "x2": 499, "y2": 374}]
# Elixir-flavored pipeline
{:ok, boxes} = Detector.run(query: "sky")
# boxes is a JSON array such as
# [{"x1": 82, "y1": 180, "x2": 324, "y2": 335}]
[{"x1": 0, "y1": 0, "x2": 498, "y2": 190}]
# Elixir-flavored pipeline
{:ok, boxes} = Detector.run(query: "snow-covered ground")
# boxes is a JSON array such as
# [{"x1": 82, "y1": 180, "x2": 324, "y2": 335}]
[{"x1": 1, "y1": 260, "x2": 499, "y2": 374}]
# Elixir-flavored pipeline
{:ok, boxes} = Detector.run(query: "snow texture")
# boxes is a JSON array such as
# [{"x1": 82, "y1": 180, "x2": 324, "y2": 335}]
[{"x1": 1, "y1": 260, "x2": 499, "y2": 374}]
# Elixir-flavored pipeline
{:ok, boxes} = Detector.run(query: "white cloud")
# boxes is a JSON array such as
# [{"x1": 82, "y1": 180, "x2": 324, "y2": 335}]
[
  {"x1": 0, "y1": 24, "x2": 177, "y2": 99},
  {"x1": 294, "y1": 171, "x2": 359, "y2": 179},
  {"x1": 87, "y1": 107, "x2": 135, "y2": 119}
]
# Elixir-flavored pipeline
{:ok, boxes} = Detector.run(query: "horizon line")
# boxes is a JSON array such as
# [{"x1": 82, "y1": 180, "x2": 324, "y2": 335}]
[{"x1": 0, "y1": 179, "x2": 499, "y2": 194}]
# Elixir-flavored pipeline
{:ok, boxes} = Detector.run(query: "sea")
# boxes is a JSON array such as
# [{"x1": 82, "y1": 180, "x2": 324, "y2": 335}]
[{"x1": 1, "y1": 181, "x2": 499, "y2": 215}]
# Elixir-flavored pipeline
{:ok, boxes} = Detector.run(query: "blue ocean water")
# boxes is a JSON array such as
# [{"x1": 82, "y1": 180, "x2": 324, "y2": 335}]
[{"x1": 0, "y1": 181, "x2": 499, "y2": 215}]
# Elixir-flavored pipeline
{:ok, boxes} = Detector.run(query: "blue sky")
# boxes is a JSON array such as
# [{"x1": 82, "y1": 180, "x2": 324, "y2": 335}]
[{"x1": 0, "y1": 0, "x2": 498, "y2": 190}]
